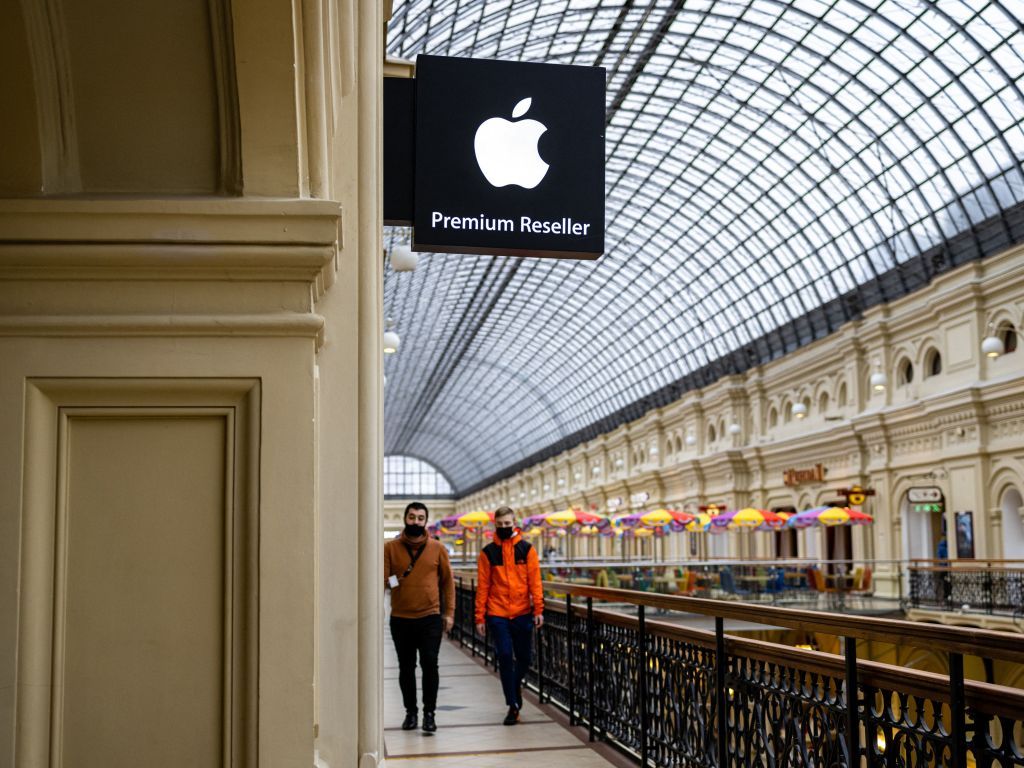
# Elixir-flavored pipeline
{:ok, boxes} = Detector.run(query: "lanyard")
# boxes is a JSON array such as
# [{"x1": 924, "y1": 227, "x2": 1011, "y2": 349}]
[{"x1": 401, "y1": 542, "x2": 426, "y2": 579}]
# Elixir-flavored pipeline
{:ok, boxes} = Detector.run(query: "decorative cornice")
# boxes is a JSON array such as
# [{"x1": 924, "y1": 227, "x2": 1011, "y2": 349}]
[
  {"x1": 0, "y1": 199, "x2": 343, "y2": 301},
  {"x1": 0, "y1": 312, "x2": 326, "y2": 347}
]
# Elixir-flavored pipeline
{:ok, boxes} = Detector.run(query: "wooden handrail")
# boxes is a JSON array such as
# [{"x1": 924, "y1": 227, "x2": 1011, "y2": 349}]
[
  {"x1": 543, "y1": 581, "x2": 1024, "y2": 663},
  {"x1": 909, "y1": 564, "x2": 1024, "y2": 573}
]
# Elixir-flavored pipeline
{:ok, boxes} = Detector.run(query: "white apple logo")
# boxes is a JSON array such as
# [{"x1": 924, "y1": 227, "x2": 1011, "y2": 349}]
[{"x1": 474, "y1": 97, "x2": 550, "y2": 189}]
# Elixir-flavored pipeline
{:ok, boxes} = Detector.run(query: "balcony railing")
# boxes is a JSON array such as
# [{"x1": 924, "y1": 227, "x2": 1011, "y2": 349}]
[
  {"x1": 452, "y1": 577, "x2": 1024, "y2": 768},
  {"x1": 907, "y1": 559, "x2": 1024, "y2": 616}
]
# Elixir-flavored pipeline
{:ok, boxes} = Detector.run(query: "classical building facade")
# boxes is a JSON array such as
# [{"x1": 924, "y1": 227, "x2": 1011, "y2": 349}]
[{"x1": 458, "y1": 245, "x2": 1024, "y2": 607}]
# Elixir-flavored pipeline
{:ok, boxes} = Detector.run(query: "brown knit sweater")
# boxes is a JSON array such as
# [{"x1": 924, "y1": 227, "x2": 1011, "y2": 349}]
[{"x1": 384, "y1": 534, "x2": 455, "y2": 620}]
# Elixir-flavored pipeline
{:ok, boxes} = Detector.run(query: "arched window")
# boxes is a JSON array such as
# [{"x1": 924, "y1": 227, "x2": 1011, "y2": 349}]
[
  {"x1": 768, "y1": 407, "x2": 778, "y2": 428},
  {"x1": 384, "y1": 455, "x2": 454, "y2": 497},
  {"x1": 838, "y1": 382, "x2": 848, "y2": 408},
  {"x1": 999, "y1": 322, "x2": 1018, "y2": 354},
  {"x1": 784, "y1": 402, "x2": 793, "y2": 423},
  {"x1": 898, "y1": 358, "x2": 914, "y2": 385},
  {"x1": 925, "y1": 348, "x2": 942, "y2": 378},
  {"x1": 818, "y1": 392, "x2": 829, "y2": 414},
  {"x1": 708, "y1": 424, "x2": 717, "y2": 443}
]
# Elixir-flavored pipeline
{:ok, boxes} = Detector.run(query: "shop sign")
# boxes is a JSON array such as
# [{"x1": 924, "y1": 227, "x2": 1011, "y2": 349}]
[
  {"x1": 909, "y1": 486, "x2": 945, "y2": 513},
  {"x1": 783, "y1": 463, "x2": 826, "y2": 487},
  {"x1": 412, "y1": 55, "x2": 605, "y2": 259},
  {"x1": 630, "y1": 491, "x2": 650, "y2": 505},
  {"x1": 838, "y1": 485, "x2": 875, "y2": 506}
]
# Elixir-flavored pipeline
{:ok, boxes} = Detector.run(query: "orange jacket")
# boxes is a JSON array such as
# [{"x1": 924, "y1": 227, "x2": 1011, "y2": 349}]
[{"x1": 475, "y1": 531, "x2": 544, "y2": 623}]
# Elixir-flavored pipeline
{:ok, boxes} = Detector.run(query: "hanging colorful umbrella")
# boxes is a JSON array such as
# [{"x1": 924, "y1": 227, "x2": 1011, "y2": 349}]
[
  {"x1": 441, "y1": 509, "x2": 493, "y2": 529},
  {"x1": 845, "y1": 508, "x2": 874, "y2": 525},
  {"x1": 786, "y1": 506, "x2": 831, "y2": 529},
  {"x1": 711, "y1": 507, "x2": 785, "y2": 530},
  {"x1": 427, "y1": 520, "x2": 462, "y2": 537},
  {"x1": 524, "y1": 507, "x2": 609, "y2": 530},
  {"x1": 758, "y1": 510, "x2": 793, "y2": 531},
  {"x1": 685, "y1": 512, "x2": 714, "y2": 532},
  {"x1": 788, "y1": 506, "x2": 873, "y2": 528},
  {"x1": 616, "y1": 508, "x2": 695, "y2": 530}
]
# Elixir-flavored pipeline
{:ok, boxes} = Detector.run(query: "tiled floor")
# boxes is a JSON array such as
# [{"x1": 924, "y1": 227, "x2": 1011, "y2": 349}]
[{"x1": 383, "y1": 633, "x2": 626, "y2": 767}]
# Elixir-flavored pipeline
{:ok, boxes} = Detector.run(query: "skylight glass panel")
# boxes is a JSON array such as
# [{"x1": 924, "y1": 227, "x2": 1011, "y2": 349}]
[{"x1": 384, "y1": 0, "x2": 1024, "y2": 492}]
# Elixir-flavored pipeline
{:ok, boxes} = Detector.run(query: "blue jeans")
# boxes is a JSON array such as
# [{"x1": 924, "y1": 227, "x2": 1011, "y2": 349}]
[{"x1": 487, "y1": 614, "x2": 534, "y2": 708}]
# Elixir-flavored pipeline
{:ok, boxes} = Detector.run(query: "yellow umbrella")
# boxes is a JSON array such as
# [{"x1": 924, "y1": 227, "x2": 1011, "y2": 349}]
[
  {"x1": 685, "y1": 512, "x2": 713, "y2": 532},
  {"x1": 817, "y1": 507, "x2": 852, "y2": 526},
  {"x1": 457, "y1": 510, "x2": 494, "y2": 529}
]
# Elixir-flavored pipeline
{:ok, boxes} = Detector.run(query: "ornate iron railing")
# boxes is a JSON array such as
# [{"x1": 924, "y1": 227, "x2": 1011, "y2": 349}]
[
  {"x1": 452, "y1": 576, "x2": 1024, "y2": 768},
  {"x1": 908, "y1": 561, "x2": 1024, "y2": 616}
]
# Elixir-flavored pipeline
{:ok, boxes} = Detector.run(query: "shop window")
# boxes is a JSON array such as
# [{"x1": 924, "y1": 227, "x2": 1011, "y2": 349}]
[
  {"x1": 925, "y1": 348, "x2": 942, "y2": 378},
  {"x1": 898, "y1": 358, "x2": 914, "y2": 385}
]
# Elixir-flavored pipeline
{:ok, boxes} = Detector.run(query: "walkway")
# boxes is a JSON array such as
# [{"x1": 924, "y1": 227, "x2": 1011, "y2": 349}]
[{"x1": 384, "y1": 635, "x2": 627, "y2": 767}]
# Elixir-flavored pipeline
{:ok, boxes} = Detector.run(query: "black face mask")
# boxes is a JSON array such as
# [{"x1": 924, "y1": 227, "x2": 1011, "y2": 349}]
[
  {"x1": 404, "y1": 523, "x2": 426, "y2": 538},
  {"x1": 495, "y1": 526, "x2": 514, "y2": 540}
]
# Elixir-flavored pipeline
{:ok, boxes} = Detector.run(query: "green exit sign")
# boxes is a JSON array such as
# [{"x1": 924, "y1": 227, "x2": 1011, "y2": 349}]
[{"x1": 912, "y1": 502, "x2": 944, "y2": 513}]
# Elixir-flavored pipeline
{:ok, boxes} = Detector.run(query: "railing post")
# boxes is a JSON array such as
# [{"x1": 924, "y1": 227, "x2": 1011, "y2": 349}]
[
  {"x1": 715, "y1": 617, "x2": 727, "y2": 768},
  {"x1": 567, "y1": 593, "x2": 576, "y2": 726},
  {"x1": 639, "y1": 604, "x2": 649, "y2": 768},
  {"x1": 457, "y1": 576, "x2": 464, "y2": 647},
  {"x1": 471, "y1": 580, "x2": 477, "y2": 658},
  {"x1": 984, "y1": 566, "x2": 994, "y2": 615},
  {"x1": 587, "y1": 596, "x2": 596, "y2": 742},
  {"x1": 950, "y1": 652, "x2": 966, "y2": 768},
  {"x1": 845, "y1": 636, "x2": 860, "y2": 768},
  {"x1": 537, "y1": 620, "x2": 545, "y2": 704},
  {"x1": 943, "y1": 567, "x2": 953, "y2": 611}
]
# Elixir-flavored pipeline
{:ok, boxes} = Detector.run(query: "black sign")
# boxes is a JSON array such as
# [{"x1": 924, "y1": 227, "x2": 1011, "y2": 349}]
[{"x1": 413, "y1": 55, "x2": 605, "y2": 259}]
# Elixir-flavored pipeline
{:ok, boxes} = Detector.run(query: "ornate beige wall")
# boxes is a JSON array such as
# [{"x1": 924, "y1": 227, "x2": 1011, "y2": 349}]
[
  {"x1": 460, "y1": 246, "x2": 1024, "y2": 599},
  {"x1": 0, "y1": 1, "x2": 383, "y2": 767}
]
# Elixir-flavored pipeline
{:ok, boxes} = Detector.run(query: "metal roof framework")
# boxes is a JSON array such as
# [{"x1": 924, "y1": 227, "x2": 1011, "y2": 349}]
[{"x1": 384, "y1": 0, "x2": 1024, "y2": 496}]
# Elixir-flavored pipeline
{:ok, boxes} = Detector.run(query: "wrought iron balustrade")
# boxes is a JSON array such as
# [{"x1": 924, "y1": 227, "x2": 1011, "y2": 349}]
[
  {"x1": 908, "y1": 560, "x2": 1024, "y2": 616},
  {"x1": 451, "y1": 576, "x2": 1024, "y2": 768}
]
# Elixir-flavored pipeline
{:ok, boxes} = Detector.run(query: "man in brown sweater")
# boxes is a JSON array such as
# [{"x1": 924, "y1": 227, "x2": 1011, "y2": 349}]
[{"x1": 384, "y1": 502, "x2": 455, "y2": 733}]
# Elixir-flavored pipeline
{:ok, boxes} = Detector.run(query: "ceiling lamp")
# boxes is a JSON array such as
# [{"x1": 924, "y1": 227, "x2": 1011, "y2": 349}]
[
  {"x1": 685, "y1": 433, "x2": 696, "y2": 446},
  {"x1": 793, "y1": 402, "x2": 807, "y2": 419},
  {"x1": 390, "y1": 245, "x2": 418, "y2": 272},
  {"x1": 870, "y1": 360, "x2": 887, "y2": 392},
  {"x1": 728, "y1": 423, "x2": 742, "y2": 435},
  {"x1": 383, "y1": 317, "x2": 400, "y2": 354}
]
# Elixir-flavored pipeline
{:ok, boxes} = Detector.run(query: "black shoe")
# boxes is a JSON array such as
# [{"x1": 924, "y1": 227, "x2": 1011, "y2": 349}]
[
  {"x1": 401, "y1": 712, "x2": 417, "y2": 731},
  {"x1": 422, "y1": 712, "x2": 436, "y2": 733},
  {"x1": 503, "y1": 706, "x2": 520, "y2": 726}
]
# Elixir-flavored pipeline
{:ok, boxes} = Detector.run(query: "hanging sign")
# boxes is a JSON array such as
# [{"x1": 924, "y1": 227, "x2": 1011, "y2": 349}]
[
  {"x1": 837, "y1": 485, "x2": 875, "y2": 506},
  {"x1": 908, "y1": 486, "x2": 945, "y2": 513},
  {"x1": 412, "y1": 55, "x2": 605, "y2": 259}
]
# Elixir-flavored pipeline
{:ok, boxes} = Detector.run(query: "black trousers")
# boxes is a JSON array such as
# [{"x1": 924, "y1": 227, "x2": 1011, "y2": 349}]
[{"x1": 390, "y1": 614, "x2": 444, "y2": 714}]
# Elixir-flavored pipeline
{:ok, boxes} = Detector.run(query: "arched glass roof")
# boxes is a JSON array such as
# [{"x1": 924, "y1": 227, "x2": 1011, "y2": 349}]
[
  {"x1": 384, "y1": 0, "x2": 1024, "y2": 495},
  {"x1": 384, "y1": 455, "x2": 455, "y2": 497}
]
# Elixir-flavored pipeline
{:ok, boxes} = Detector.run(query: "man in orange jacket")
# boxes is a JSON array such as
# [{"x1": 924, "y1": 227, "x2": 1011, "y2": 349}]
[{"x1": 475, "y1": 506, "x2": 544, "y2": 725}]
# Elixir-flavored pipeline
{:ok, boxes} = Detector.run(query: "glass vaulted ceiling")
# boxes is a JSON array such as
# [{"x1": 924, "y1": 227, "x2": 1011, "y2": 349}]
[{"x1": 384, "y1": 0, "x2": 1024, "y2": 495}]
